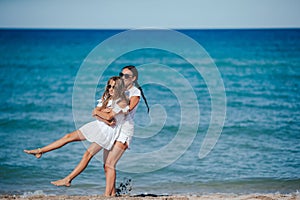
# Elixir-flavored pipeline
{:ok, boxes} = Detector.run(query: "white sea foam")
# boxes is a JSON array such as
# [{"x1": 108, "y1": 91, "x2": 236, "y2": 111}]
[{"x1": 20, "y1": 190, "x2": 47, "y2": 198}]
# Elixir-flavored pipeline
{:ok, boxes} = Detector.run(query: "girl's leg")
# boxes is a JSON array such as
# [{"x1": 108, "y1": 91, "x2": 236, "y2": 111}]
[
  {"x1": 24, "y1": 130, "x2": 85, "y2": 159},
  {"x1": 51, "y1": 142, "x2": 102, "y2": 187},
  {"x1": 104, "y1": 141, "x2": 127, "y2": 196}
]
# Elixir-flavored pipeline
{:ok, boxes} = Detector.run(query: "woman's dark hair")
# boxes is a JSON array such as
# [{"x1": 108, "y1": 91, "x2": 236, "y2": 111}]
[{"x1": 122, "y1": 65, "x2": 149, "y2": 113}]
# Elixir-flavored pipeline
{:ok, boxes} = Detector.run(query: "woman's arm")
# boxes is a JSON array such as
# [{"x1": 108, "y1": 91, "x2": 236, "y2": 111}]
[{"x1": 129, "y1": 96, "x2": 140, "y2": 111}]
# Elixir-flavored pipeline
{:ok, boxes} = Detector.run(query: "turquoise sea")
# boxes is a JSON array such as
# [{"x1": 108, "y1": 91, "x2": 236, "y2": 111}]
[{"x1": 0, "y1": 29, "x2": 299, "y2": 196}]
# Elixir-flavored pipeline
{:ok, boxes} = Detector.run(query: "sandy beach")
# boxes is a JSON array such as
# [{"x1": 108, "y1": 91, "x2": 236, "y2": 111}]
[{"x1": 1, "y1": 193, "x2": 299, "y2": 200}]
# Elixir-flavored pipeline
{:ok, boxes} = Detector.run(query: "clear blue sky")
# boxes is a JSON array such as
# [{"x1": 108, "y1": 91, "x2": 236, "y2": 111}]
[{"x1": 0, "y1": 0, "x2": 299, "y2": 29}]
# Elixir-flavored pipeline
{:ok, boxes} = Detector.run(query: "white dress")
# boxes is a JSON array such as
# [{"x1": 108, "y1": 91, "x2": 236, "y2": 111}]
[{"x1": 79, "y1": 99, "x2": 128, "y2": 150}]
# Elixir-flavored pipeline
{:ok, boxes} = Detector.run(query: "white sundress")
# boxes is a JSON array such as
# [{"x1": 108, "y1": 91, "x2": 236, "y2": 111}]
[{"x1": 79, "y1": 99, "x2": 128, "y2": 150}]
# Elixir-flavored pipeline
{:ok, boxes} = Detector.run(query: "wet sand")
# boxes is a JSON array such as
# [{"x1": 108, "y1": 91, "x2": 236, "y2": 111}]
[{"x1": 1, "y1": 193, "x2": 299, "y2": 200}]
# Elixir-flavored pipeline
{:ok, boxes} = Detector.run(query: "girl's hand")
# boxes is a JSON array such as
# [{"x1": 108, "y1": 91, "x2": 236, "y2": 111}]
[
  {"x1": 92, "y1": 108, "x2": 98, "y2": 117},
  {"x1": 108, "y1": 119, "x2": 116, "y2": 126},
  {"x1": 102, "y1": 108, "x2": 112, "y2": 113},
  {"x1": 94, "y1": 115, "x2": 116, "y2": 126}
]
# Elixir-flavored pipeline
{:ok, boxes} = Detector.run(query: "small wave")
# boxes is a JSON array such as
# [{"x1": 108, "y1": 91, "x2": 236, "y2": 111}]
[{"x1": 20, "y1": 190, "x2": 47, "y2": 198}]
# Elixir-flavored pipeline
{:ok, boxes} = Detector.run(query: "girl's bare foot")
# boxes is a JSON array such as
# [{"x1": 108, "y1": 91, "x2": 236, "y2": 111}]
[
  {"x1": 23, "y1": 148, "x2": 42, "y2": 159},
  {"x1": 51, "y1": 178, "x2": 71, "y2": 187}
]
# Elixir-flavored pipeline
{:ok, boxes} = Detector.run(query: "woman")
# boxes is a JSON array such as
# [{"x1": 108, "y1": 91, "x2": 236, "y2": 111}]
[
  {"x1": 103, "y1": 65, "x2": 149, "y2": 196},
  {"x1": 24, "y1": 76, "x2": 129, "y2": 187}
]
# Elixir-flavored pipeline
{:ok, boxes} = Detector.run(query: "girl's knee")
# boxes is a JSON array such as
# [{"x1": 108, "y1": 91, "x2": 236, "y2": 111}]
[
  {"x1": 63, "y1": 133, "x2": 73, "y2": 140},
  {"x1": 63, "y1": 131, "x2": 81, "y2": 141},
  {"x1": 83, "y1": 150, "x2": 94, "y2": 160}
]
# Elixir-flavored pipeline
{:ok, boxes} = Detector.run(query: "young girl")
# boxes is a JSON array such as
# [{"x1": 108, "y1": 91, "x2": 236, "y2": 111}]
[{"x1": 24, "y1": 76, "x2": 128, "y2": 187}]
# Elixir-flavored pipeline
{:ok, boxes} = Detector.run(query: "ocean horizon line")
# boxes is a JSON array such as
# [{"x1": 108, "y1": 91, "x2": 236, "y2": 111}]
[{"x1": 1, "y1": 27, "x2": 300, "y2": 31}]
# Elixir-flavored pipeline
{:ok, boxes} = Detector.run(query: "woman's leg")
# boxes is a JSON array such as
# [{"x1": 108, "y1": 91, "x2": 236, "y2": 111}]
[
  {"x1": 51, "y1": 142, "x2": 102, "y2": 187},
  {"x1": 24, "y1": 130, "x2": 85, "y2": 159},
  {"x1": 104, "y1": 141, "x2": 127, "y2": 196}
]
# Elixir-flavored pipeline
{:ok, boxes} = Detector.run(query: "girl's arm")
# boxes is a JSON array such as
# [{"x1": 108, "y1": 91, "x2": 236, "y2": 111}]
[
  {"x1": 92, "y1": 107, "x2": 111, "y2": 115},
  {"x1": 94, "y1": 100, "x2": 128, "y2": 121},
  {"x1": 94, "y1": 109, "x2": 115, "y2": 121},
  {"x1": 94, "y1": 115, "x2": 116, "y2": 126},
  {"x1": 92, "y1": 107, "x2": 114, "y2": 126}
]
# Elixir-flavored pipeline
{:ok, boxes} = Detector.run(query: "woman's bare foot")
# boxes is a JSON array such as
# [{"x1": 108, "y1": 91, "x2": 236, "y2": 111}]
[
  {"x1": 104, "y1": 193, "x2": 116, "y2": 197},
  {"x1": 51, "y1": 178, "x2": 71, "y2": 187},
  {"x1": 23, "y1": 148, "x2": 42, "y2": 159}
]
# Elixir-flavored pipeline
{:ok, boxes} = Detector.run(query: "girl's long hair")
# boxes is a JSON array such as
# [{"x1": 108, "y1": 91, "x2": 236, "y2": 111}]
[
  {"x1": 100, "y1": 76, "x2": 127, "y2": 110},
  {"x1": 122, "y1": 65, "x2": 149, "y2": 113},
  {"x1": 112, "y1": 77, "x2": 128, "y2": 104}
]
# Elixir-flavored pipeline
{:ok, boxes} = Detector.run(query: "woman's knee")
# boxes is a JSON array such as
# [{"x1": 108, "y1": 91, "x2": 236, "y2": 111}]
[{"x1": 104, "y1": 163, "x2": 115, "y2": 172}]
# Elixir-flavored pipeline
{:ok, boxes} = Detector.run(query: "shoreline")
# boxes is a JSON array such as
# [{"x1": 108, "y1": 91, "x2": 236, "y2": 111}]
[{"x1": 1, "y1": 193, "x2": 299, "y2": 200}]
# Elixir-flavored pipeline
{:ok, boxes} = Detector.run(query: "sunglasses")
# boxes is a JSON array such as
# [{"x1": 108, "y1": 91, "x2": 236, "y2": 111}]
[
  {"x1": 119, "y1": 72, "x2": 133, "y2": 79},
  {"x1": 106, "y1": 84, "x2": 115, "y2": 89}
]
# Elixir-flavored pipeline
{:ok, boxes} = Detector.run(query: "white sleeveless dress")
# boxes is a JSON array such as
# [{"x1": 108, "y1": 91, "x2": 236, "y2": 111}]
[{"x1": 79, "y1": 99, "x2": 128, "y2": 150}]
